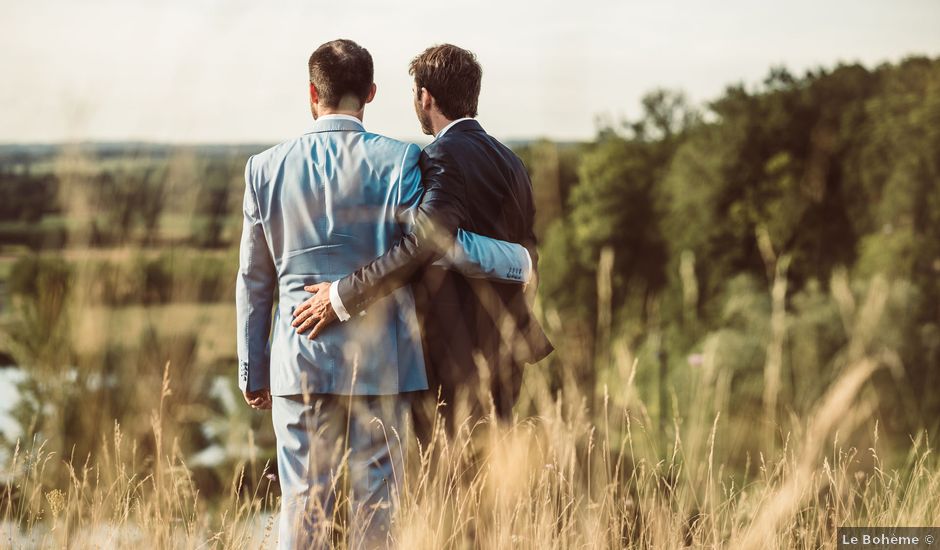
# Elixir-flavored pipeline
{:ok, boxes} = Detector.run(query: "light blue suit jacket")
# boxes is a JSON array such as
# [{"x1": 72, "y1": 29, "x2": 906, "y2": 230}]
[{"x1": 236, "y1": 116, "x2": 531, "y2": 396}]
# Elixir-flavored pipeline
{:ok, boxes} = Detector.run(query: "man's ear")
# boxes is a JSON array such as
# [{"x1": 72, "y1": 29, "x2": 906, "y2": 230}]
[
  {"x1": 364, "y1": 83, "x2": 377, "y2": 104},
  {"x1": 309, "y1": 83, "x2": 319, "y2": 105},
  {"x1": 420, "y1": 87, "x2": 434, "y2": 111}
]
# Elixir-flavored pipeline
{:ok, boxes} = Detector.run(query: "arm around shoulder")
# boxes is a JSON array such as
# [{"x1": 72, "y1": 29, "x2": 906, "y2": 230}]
[{"x1": 335, "y1": 144, "x2": 470, "y2": 316}]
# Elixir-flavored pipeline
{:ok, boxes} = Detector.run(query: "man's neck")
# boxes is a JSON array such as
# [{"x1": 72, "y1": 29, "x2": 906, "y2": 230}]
[
  {"x1": 431, "y1": 116, "x2": 453, "y2": 136},
  {"x1": 434, "y1": 116, "x2": 477, "y2": 139},
  {"x1": 317, "y1": 109, "x2": 364, "y2": 122}
]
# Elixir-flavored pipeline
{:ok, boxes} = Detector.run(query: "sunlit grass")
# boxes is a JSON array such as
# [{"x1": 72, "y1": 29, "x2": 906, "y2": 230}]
[
  {"x1": 2, "y1": 337, "x2": 938, "y2": 548},
  {"x1": 72, "y1": 303, "x2": 234, "y2": 362}
]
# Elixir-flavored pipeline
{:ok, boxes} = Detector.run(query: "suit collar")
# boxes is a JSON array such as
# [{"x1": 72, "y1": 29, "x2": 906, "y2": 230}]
[
  {"x1": 436, "y1": 118, "x2": 483, "y2": 138},
  {"x1": 308, "y1": 114, "x2": 365, "y2": 134}
]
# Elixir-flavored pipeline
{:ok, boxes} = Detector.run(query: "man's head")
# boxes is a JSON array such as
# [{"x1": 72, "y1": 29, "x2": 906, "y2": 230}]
[
  {"x1": 409, "y1": 44, "x2": 482, "y2": 135},
  {"x1": 308, "y1": 39, "x2": 376, "y2": 119}
]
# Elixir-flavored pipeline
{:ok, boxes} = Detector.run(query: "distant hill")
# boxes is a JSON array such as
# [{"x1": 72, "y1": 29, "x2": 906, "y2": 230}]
[
  {"x1": 0, "y1": 142, "x2": 275, "y2": 161},
  {"x1": 0, "y1": 138, "x2": 588, "y2": 162}
]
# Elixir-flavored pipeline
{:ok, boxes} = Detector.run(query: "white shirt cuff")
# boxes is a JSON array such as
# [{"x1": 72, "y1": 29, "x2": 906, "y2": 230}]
[{"x1": 328, "y1": 281, "x2": 351, "y2": 322}]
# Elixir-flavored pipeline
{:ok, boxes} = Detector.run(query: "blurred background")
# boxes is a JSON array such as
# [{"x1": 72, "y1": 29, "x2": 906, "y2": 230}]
[{"x1": 1, "y1": 0, "x2": 939, "y2": 544}]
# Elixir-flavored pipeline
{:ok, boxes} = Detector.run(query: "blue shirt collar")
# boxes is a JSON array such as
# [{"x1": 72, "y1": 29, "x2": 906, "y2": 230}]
[{"x1": 308, "y1": 114, "x2": 365, "y2": 134}]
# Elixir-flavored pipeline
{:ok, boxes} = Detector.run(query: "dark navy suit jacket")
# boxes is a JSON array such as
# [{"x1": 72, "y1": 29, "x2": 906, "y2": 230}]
[{"x1": 336, "y1": 119, "x2": 554, "y2": 392}]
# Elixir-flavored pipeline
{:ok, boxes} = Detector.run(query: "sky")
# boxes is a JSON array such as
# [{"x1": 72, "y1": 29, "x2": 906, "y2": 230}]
[{"x1": 2, "y1": 0, "x2": 939, "y2": 144}]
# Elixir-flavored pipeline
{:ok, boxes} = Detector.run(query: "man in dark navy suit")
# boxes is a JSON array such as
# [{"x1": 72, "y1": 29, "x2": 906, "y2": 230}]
[{"x1": 293, "y1": 43, "x2": 553, "y2": 438}]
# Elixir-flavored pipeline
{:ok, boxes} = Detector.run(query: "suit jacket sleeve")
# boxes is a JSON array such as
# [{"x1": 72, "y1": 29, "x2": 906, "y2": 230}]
[
  {"x1": 337, "y1": 143, "x2": 468, "y2": 316},
  {"x1": 434, "y1": 229, "x2": 532, "y2": 283},
  {"x1": 393, "y1": 146, "x2": 531, "y2": 285},
  {"x1": 235, "y1": 156, "x2": 276, "y2": 392}
]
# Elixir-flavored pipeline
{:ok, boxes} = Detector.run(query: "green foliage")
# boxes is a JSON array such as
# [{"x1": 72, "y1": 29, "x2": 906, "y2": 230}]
[
  {"x1": 7, "y1": 254, "x2": 72, "y2": 300},
  {"x1": 540, "y1": 91, "x2": 694, "y2": 327},
  {"x1": 87, "y1": 167, "x2": 170, "y2": 246},
  {"x1": 0, "y1": 169, "x2": 59, "y2": 223},
  {"x1": 515, "y1": 140, "x2": 581, "y2": 239},
  {"x1": 534, "y1": 56, "x2": 940, "y2": 447},
  {"x1": 191, "y1": 162, "x2": 241, "y2": 248},
  {"x1": 0, "y1": 168, "x2": 63, "y2": 249},
  {"x1": 0, "y1": 219, "x2": 68, "y2": 250}
]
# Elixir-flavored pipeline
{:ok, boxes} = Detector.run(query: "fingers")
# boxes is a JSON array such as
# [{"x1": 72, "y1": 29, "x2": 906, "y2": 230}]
[
  {"x1": 292, "y1": 297, "x2": 324, "y2": 329},
  {"x1": 294, "y1": 312, "x2": 319, "y2": 334},
  {"x1": 308, "y1": 317, "x2": 330, "y2": 340},
  {"x1": 255, "y1": 396, "x2": 272, "y2": 410},
  {"x1": 303, "y1": 282, "x2": 329, "y2": 294},
  {"x1": 292, "y1": 297, "x2": 315, "y2": 325},
  {"x1": 293, "y1": 299, "x2": 333, "y2": 333},
  {"x1": 292, "y1": 282, "x2": 327, "y2": 317},
  {"x1": 244, "y1": 389, "x2": 272, "y2": 410},
  {"x1": 259, "y1": 389, "x2": 272, "y2": 409},
  {"x1": 291, "y1": 283, "x2": 335, "y2": 336},
  {"x1": 250, "y1": 397, "x2": 271, "y2": 409}
]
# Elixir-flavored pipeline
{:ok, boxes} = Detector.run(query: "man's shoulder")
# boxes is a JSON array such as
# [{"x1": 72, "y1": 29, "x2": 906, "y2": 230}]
[
  {"x1": 360, "y1": 132, "x2": 421, "y2": 165},
  {"x1": 421, "y1": 134, "x2": 463, "y2": 163},
  {"x1": 247, "y1": 132, "x2": 420, "y2": 177},
  {"x1": 425, "y1": 126, "x2": 520, "y2": 167},
  {"x1": 245, "y1": 135, "x2": 309, "y2": 177}
]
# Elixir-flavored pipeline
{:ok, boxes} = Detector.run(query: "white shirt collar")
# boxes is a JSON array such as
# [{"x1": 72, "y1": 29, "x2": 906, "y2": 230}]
[
  {"x1": 316, "y1": 113, "x2": 365, "y2": 127},
  {"x1": 435, "y1": 117, "x2": 474, "y2": 140}
]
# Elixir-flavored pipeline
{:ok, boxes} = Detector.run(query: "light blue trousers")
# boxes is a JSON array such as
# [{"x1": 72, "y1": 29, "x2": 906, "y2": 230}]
[{"x1": 271, "y1": 394, "x2": 407, "y2": 549}]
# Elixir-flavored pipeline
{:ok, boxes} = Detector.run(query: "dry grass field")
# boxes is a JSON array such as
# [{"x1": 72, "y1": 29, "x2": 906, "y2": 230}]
[{"x1": 3, "y1": 277, "x2": 938, "y2": 549}]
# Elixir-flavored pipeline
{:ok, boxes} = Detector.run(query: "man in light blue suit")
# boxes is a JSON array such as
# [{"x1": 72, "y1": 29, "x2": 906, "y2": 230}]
[{"x1": 235, "y1": 39, "x2": 530, "y2": 549}]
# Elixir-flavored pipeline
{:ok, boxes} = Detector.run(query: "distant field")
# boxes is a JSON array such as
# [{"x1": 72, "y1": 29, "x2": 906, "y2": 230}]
[
  {"x1": 73, "y1": 302, "x2": 236, "y2": 365},
  {"x1": 54, "y1": 246, "x2": 235, "y2": 262}
]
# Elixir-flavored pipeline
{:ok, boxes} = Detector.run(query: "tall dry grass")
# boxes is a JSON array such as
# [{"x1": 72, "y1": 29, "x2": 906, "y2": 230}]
[
  {"x1": 3, "y1": 272, "x2": 938, "y2": 549},
  {"x1": 3, "y1": 360, "x2": 937, "y2": 548}
]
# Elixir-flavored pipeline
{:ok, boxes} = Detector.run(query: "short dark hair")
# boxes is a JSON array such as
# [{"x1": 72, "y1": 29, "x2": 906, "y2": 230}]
[
  {"x1": 308, "y1": 39, "x2": 374, "y2": 109},
  {"x1": 409, "y1": 44, "x2": 482, "y2": 120}
]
